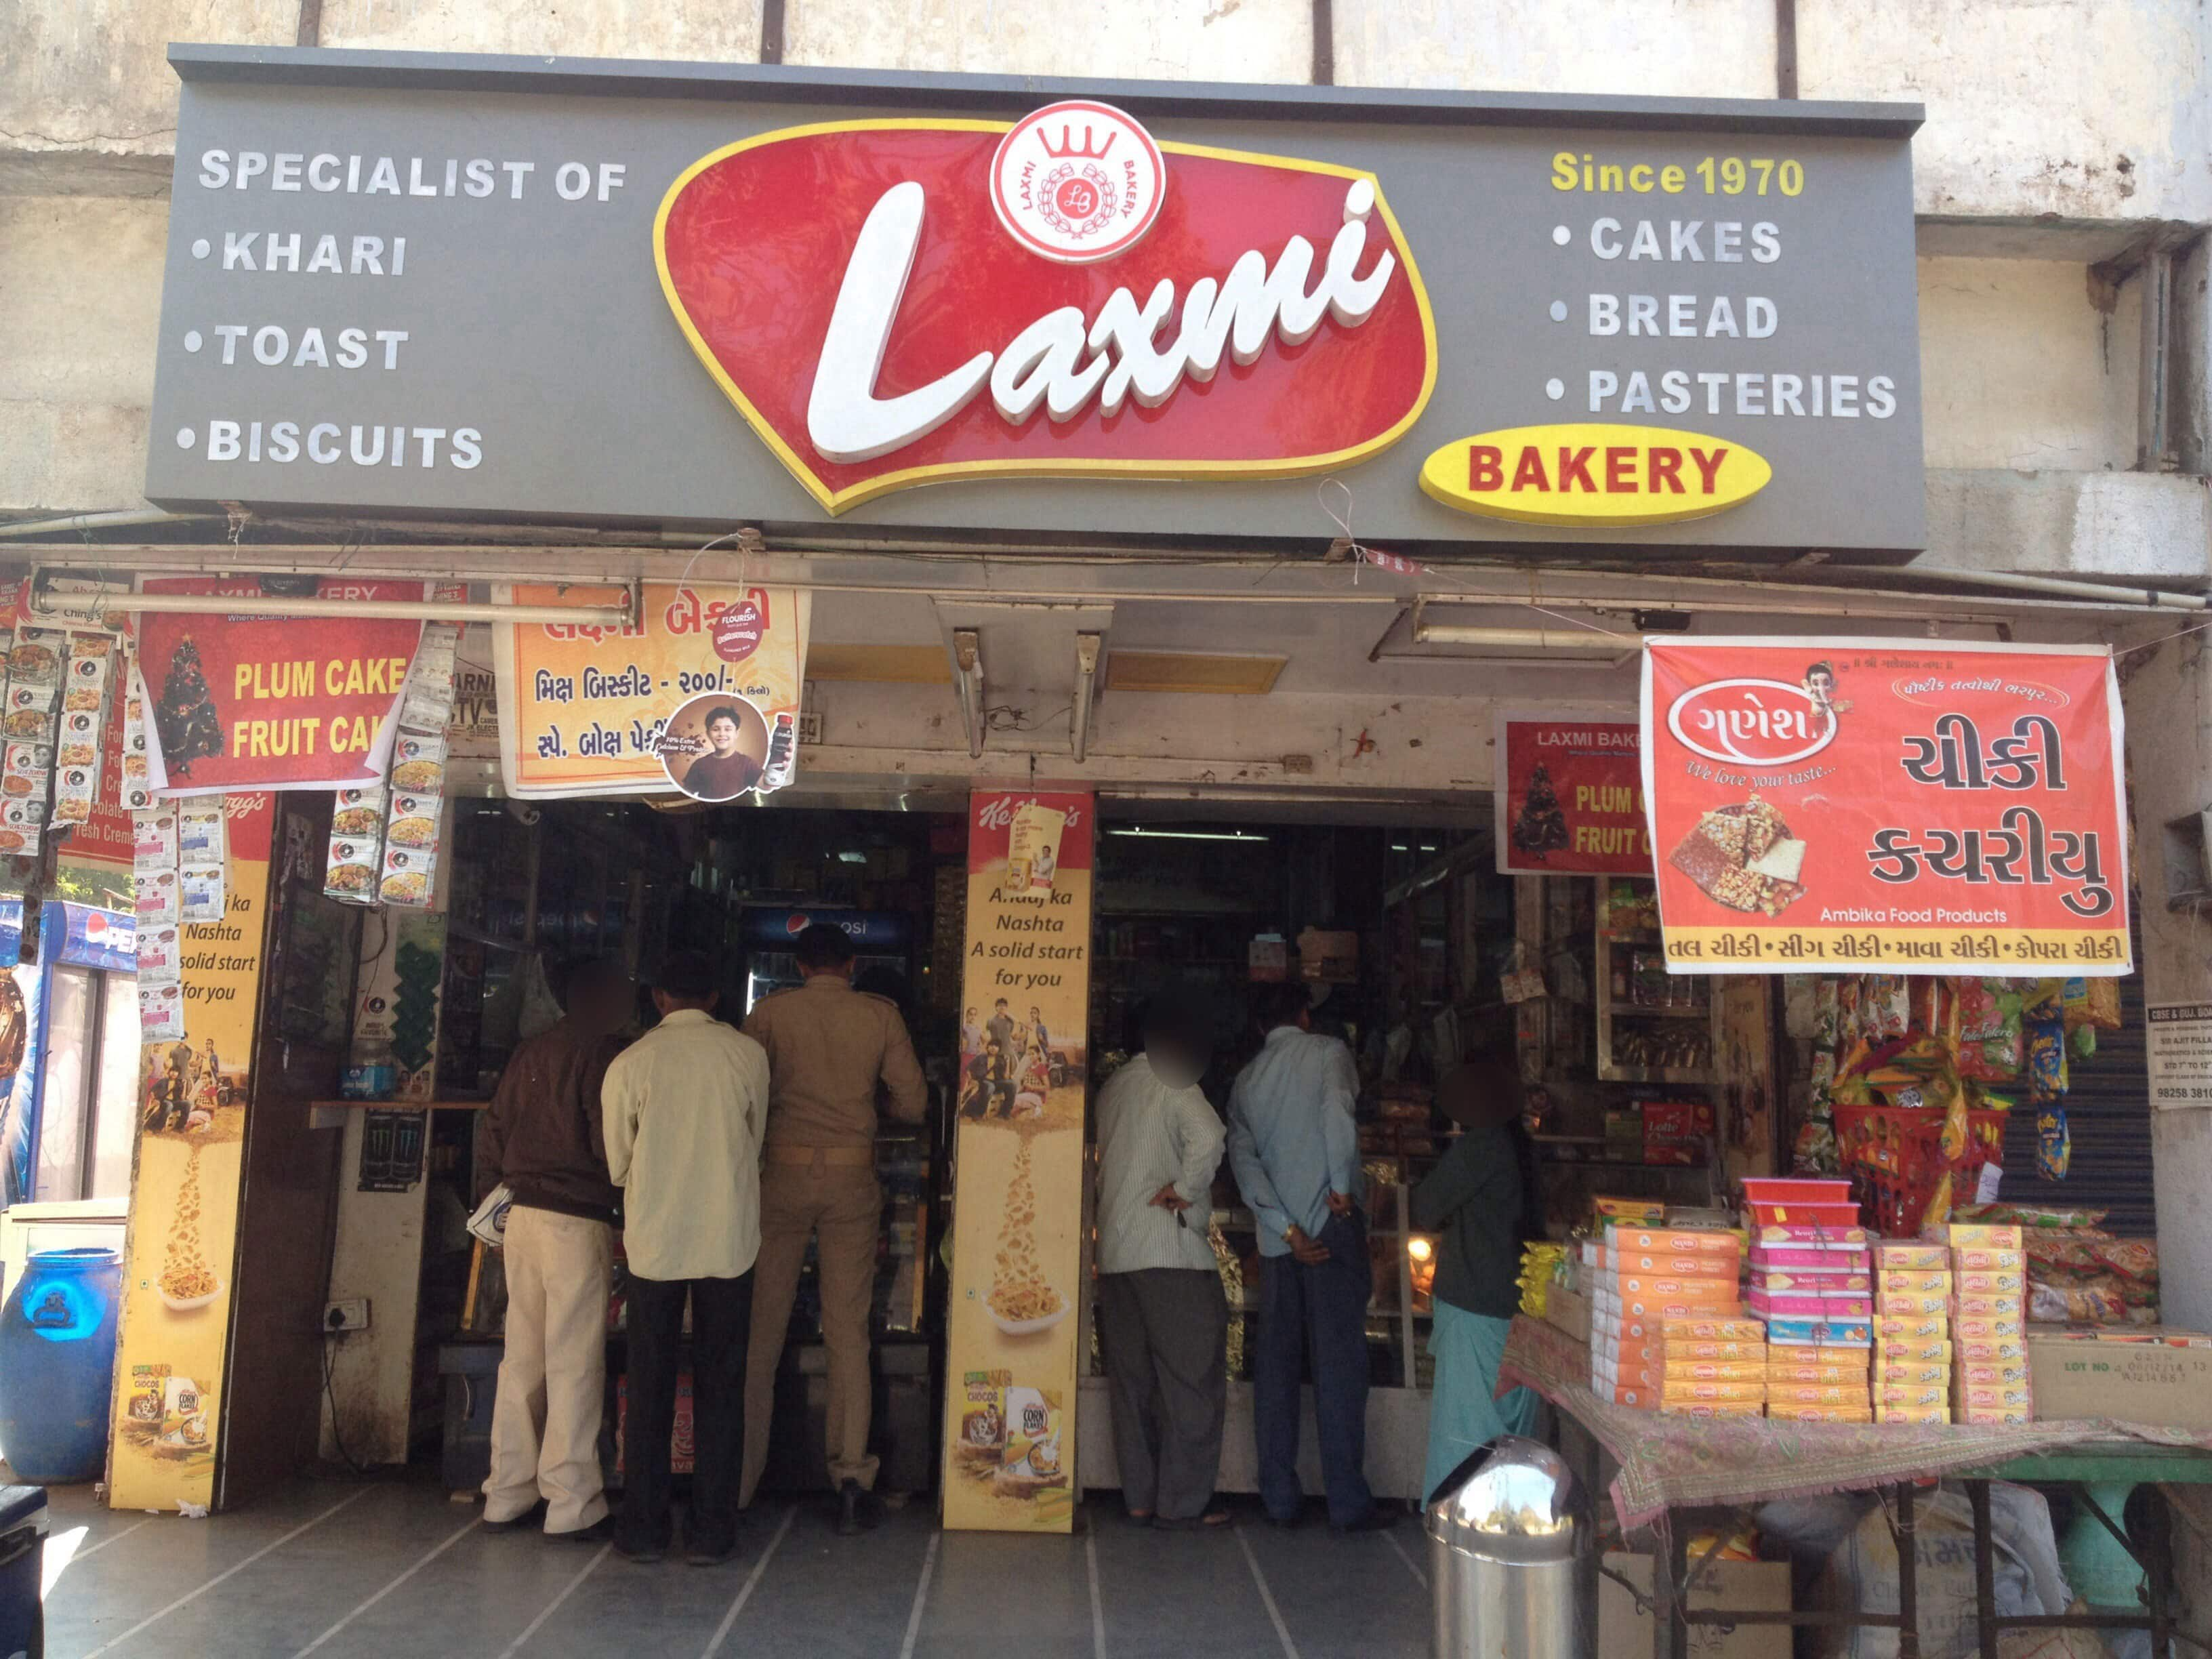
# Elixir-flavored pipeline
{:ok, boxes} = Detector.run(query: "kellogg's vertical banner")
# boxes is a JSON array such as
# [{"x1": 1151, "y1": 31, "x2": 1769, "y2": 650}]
[
  {"x1": 136, "y1": 577, "x2": 425, "y2": 795},
  {"x1": 106, "y1": 794, "x2": 274, "y2": 1511},
  {"x1": 1641, "y1": 639, "x2": 2129, "y2": 974},
  {"x1": 942, "y1": 791, "x2": 1092, "y2": 1533},
  {"x1": 1493, "y1": 708, "x2": 1652, "y2": 875},
  {"x1": 491, "y1": 583, "x2": 810, "y2": 800}
]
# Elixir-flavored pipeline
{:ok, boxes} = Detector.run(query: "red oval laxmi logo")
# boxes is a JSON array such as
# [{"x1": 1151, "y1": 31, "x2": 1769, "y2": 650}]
[
  {"x1": 1667, "y1": 678, "x2": 1839, "y2": 766},
  {"x1": 655, "y1": 117, "x2": 1435, "y2": 516}
]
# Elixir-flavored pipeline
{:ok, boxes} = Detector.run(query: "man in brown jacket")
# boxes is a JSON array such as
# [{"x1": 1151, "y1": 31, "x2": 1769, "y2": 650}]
[
  {"x1": 739, "y1": 923, "x2": 927, "y2": 1534},
  {"x1": 475, "y1": 956, "x2": 633, "y2": 1540}
]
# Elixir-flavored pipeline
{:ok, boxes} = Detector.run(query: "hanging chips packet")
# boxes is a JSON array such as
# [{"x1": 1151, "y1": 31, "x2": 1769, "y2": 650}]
[{"x1": 2036, "y1": 1105, "x2": 2071, "y2": 1181}]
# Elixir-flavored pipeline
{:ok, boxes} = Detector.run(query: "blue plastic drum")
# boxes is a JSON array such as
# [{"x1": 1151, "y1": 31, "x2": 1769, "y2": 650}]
[{"x1": 0, "y1": 1247, "x2": 122, "y2": 1483}]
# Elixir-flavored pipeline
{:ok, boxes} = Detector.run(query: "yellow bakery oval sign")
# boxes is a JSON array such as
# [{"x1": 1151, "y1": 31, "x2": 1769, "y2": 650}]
[{"x1": 1418, "y1": 423, "x2": 1771, "y2": 527}]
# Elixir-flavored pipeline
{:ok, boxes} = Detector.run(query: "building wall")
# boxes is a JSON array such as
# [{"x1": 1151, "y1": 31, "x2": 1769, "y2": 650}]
[
  {"x1": 0, "y1": 7, "x2": 2189, "y2": 574},
  {"x1": 12, "y1": 0, "x2": 2201, "y2": 218}
]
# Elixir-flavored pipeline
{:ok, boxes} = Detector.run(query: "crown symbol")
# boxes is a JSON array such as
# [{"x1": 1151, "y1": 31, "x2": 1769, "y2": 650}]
[{"x1": 1039, "y1": 124, "x2": 1117, "y2": 161}]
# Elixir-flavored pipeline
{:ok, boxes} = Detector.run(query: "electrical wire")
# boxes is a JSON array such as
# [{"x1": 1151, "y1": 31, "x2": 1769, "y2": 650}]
[{"x1": 321, "y1": 1330, "x2": 373, "y2": 1479}]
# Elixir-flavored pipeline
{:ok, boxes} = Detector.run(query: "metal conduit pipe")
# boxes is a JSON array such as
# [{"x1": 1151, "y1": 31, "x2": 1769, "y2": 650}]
[{"x1": 0, "y1": 509, "x2": 215, "y2": 539}]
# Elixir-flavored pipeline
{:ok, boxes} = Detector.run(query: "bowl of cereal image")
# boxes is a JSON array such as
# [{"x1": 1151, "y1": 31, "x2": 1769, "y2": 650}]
[
  {"x1": 158, "y1": 1271, "x2": 223, "y2": 1313},
  {"x1": 986, "y1": 1283, "x2": 1070, "y2": 1338}
]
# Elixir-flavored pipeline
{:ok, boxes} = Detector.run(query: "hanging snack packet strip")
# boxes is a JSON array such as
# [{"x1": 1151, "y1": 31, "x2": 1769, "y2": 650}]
[
  {"x1": 177, "y1": 798, "x2": 226, "y2": 924},
  {"x1": 51, "y1": 632, "x2": 115, "y2": 827},
  {"x1": 121, "y1": 659, "x2": 154, "y2": 811},
  {"x1": 379, "y1": 623, "x2": 459, "y2": 909}
]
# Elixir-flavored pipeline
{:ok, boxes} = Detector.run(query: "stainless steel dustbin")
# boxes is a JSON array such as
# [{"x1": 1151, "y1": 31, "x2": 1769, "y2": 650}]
[{"x1": 1427, "y1": 1436, "x2": 1593, "y2": 1659}]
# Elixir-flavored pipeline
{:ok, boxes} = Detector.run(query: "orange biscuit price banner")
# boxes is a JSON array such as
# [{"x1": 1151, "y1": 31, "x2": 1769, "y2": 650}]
[
  {"x1": 941, "y1": 790, "x2": 1092, "y2": 1533},
  {"x1": 491, "y1": 582, "x2": 810, "y2": 799},
  {"x1": 1640, "y1": 638, "x2": 2129, "y2": 975}
]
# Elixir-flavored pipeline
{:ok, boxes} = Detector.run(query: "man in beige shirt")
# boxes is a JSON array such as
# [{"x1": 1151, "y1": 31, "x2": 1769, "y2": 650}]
[
  {"x1": 739, "y1": 922, "x2": 927, "y2": 1534},
  {"x1": 602, "y1": 950, "x2": 769, "y2": 1565}
]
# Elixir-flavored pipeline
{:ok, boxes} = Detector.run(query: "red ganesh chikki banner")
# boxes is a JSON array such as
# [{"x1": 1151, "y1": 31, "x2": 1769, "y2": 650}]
[
  {"x1": 1492, "y1": 709, "x2": 1652, "y2": 876},
  {"x1": 1639, "y1": 638, "x2": 2130, "y2": 975}
]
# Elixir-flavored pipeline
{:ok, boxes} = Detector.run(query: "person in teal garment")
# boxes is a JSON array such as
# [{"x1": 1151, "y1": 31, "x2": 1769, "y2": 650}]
[{"x1": 1413, "y1": 1054, "x2": 1542, "y2": 1503}]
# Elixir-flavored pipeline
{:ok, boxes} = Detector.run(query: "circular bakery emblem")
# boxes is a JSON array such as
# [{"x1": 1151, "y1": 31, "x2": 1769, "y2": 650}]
[
  {"x1": 990, "y1": 100, "x2": 1166, "y2": 265},
  {"x1": 1668, "y1": 678, "x2": 1839, "y2": 766}
]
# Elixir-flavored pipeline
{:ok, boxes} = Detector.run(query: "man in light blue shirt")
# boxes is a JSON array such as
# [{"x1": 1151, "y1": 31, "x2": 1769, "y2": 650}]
[
  {"x1": 1227, "y1": 979, "x2": 1387, "y2": 1532},
  {"x1": 1094, "y1": 1001, "x2": 1229, "y2": 1530}
]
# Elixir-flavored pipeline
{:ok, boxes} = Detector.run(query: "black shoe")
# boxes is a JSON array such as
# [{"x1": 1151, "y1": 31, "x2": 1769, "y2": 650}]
[
  {"x1": 550, "y1": 1515, "x2": 615, "y2": 1544},
  {"x1": 1331, "y1": 1505, "x2": 1403, "y2": 1535},
  {"x1": 685, "y1": 1531, "x2": 739, "y2": 1565},
  {"x1": 1265, "y1": 1511, "x2": 1303, "y2": 1530},
  {"x1": 481, "y1": 1500, "x2": 548, "y2": 1534},
  {"x1": 836, "y1": 1480, "x2": 881, "y2": 1536},
  {"x1": 613, "y1": 1532, "x2": 668, "y2": 1563}
]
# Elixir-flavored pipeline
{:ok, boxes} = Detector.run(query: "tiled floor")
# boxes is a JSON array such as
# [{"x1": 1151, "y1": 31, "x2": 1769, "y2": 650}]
[{"x1": 38, "y1": 1478, "x2": 1435, "y2": 1658}]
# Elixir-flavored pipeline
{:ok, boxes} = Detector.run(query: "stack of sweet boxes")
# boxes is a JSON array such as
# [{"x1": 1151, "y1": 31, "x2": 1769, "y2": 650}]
[
  {"x1": 1948, "y1": 1222, "x2": 2032, "y2": 1424},
  {"x1": 1750, "y1": 1220, "x2": 1875, "y2": 1421},
  {"x1": 1873, "y1": 1240, "x2": 1954, "y2": 1423},
  {"x1": 1587, "y1": 1224, "x2": 1758, "y2": 1416}
]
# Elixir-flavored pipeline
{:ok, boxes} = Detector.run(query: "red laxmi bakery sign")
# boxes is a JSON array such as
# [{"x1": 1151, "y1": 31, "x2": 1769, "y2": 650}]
[
  {"x1": 1641, "y1": 638, "x2": 2130, "y2": 975},
  {"x1": 1494, "y1": 710, "x2": 1652, "y2": 876},
  {"x1": 656, "y1": 103, "x2": 1436, "y2": 515}
]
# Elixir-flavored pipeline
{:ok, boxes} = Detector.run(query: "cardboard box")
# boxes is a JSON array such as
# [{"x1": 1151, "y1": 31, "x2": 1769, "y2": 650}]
[
  {"x1": 1769, "y1": 1404, "x2": 1874, "y2": 1423},
  {"x1": 1946, "y1": 1223, "x2": 2024, "y2": 1249},
  {"x1": 1877, "y1": 1269, "x2": 1952, "y2": 1295},
  {"x1": 1874, "y1": 1243, "x2": 1948, "y2": 1271},
  {"x1": 1542, "y1": 1284, "x2": 1592, "y2": 1345},
  {"x1": 1877, "y1": 1292, "x2": 1949, "y2": 1318},
  {"x1": 1612, "y1": 1252, "x2": 1741, "y2": 1278},
  {"x1": 1611, "y1": 1228, "x2": 1741, "y2": 1258},
  {"x1": 2026, "y1": 1334, "x2": 2212, "y2": 1429},
  {"x1": 1599, "y1": 1554, "x2": 1790, "y2": 1659},
  {"x1": 1661, "y1": 1316, "x2": 1767, "y2": 1341}
]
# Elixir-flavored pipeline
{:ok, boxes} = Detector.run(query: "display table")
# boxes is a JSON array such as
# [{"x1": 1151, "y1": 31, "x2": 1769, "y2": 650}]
[{"x1": 1498, "y1": 1315, "x2": 2212, "y2": 1659}]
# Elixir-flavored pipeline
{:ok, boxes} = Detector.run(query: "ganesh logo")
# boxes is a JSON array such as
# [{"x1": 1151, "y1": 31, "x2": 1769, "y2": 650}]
[
  {"x1": 989, "y1": 100, "x2": 1166, "y2": 264},
  {"x1": 1667, "y1": 678, "x2": 1839, "y2": 766}
]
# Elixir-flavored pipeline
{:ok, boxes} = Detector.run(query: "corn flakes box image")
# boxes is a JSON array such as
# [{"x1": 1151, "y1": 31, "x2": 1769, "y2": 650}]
[{"x1": 997, "y1": 1385, "x2": 1067, "y2": 1491}]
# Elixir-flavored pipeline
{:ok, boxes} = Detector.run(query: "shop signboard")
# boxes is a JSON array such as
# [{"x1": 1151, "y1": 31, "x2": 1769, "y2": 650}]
[
  {"x1": 1641, "y1": 639, "x2": 2129, "y2": 975},
  {"x1": 144, "y1": 51, "x2": 1923, "y2": 556},
  {"x1": 2147, "y1": 1004, "x2": 2212, "y2": 1111},
  {"x1": 52, "y1": 903, "x2": 136, "y2": 972},
  {"x1": 941, "y1": 790, "x2": 1092, "y2": 1532},
  {"x1": 106, "y1": 792, "x2": 275, "y2": 1511},
  {"x1": 490, "y1": 581, "x2": 810, "y2": 800},
  {"x1": 135, "y1": 577, "x2": 426, "y2": 796},
  {"x1": 1494, "y1": 708, "x2": 1652, "y2": 876}
]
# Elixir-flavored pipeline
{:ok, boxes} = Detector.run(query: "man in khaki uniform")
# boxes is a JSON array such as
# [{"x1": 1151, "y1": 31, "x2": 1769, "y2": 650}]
[{"x1": 739, "y1": 922, "x2": 928, "y2": 1534}]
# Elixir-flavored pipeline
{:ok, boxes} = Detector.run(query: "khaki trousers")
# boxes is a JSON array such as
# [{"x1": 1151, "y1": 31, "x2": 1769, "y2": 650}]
[
  {"x1": 484, "y1": 1205, "x2": 613, "y2": 1532},
  {"x1": 740, "y1": 1160, "x2": 882, "y2": 1502}
]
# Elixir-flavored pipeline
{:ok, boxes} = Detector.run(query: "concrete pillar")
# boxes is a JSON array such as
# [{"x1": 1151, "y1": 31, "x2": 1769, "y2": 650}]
[{"x1": 2124, "y1": 637, "x2": 2212, "y2": 1332}]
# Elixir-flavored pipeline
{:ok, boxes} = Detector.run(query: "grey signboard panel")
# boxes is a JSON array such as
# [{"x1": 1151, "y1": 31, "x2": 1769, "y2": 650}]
[{"x1": 145, "y1": 49, "x2": 1925, "y2": 554}]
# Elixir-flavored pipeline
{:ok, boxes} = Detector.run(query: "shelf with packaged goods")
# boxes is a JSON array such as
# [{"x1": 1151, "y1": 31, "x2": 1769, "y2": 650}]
[{"x1": 1593, "y1": 891, "x2": 1715, "y2": 1085}]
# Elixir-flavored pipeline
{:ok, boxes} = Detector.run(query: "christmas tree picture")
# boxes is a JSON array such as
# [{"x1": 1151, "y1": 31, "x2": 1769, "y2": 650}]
[
  {"x1": 154, "y1": 638, "x2": 224, "y2": 776},
  {"x1": 1510, "y1": 761, "x2": 1572, "y2": 858}
]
